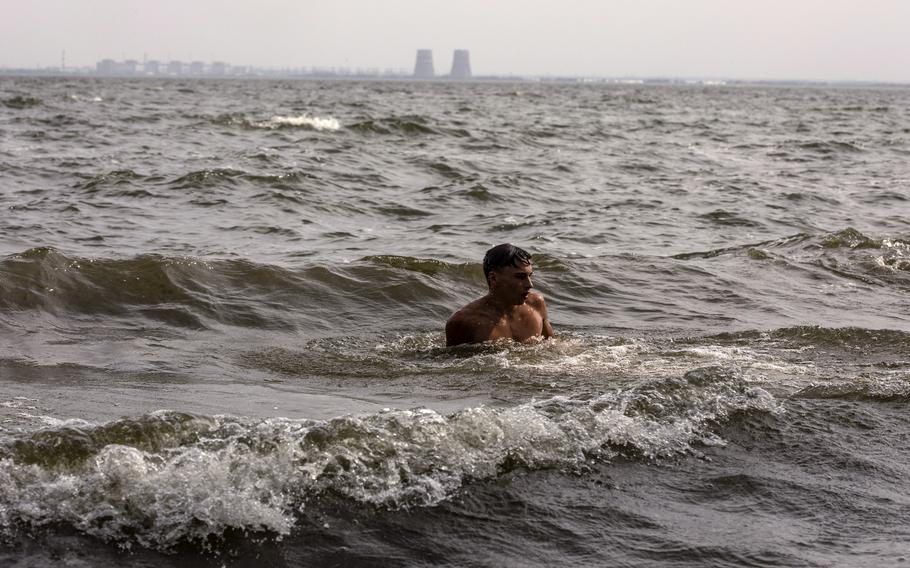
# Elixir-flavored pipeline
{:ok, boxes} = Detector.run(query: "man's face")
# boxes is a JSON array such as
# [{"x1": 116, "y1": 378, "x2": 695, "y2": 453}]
[{"x1": 489, "y1": 262, "x2": 534, "y2": 305}]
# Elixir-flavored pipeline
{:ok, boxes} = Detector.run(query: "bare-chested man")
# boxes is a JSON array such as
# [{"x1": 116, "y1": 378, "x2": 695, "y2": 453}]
[{"x1": 446, "y1": 243, "x2": 554, "y2": 346}]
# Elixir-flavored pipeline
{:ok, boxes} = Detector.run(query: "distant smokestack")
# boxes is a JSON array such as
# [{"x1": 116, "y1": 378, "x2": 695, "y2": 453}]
[
  {"x1": 450, "y1": 49, "x2": 471, "y2": 79},
  {"x1": 413, "y1": 49, "x2": 435, "y2": 78}
]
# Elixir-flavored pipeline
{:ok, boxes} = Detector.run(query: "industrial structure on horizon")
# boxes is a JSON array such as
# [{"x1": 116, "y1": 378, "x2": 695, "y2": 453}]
[
  {"x1": 413, "y1": 49, "x2": 435, "y2": 79},
  {"x1": 92, "y1": 58, "x2": 412, "y2": 78},
  {"x1": 4, "y1": 47, "x2": 905, "y2": 86},
  {"x1": 97, "y1": 59, "x2": 235, "y2": 76},
  {"x1": 0, "y1": 49, "x2": 477, "y2": 79},
  {"x1": 89, "y1": 50, "x2": 474, "y2": 79},
  {"x1": 413, "y1": 49, "x2": 472, "y2": 79},
  {"x1": 450, "y1": 50, "x2": 472, "y2": 79}
]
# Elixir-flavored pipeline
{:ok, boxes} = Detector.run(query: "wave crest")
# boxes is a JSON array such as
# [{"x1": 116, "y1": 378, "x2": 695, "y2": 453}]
[
  {"x1": 347, "y1": 116, "x2": 469, "y2": 137},
  {"x1": 260, "y1": 114, "x2": 340, "y2": 131},
  {"x1": 3, "y1": 96, "x2": 42, "y2": 109},
  {"x1": 209, "y1": 112, "x2": 340, "y2": 131},
  {"x1": 0, "y1": 247, "x2": 301, "y2": 329},
  {"x1": 0, "y1": 371, "x2": 778, "y2": 549},
  {"x1": 0, "y1": 248, "x2": 477, "y2": 332},
  {"x1": 795, "y1": 377, "x2": 910, "y2": 401}
]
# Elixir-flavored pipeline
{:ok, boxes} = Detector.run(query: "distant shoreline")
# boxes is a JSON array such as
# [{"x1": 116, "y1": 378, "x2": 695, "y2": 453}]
[{"x1": 1, "y1": 70, "x2": 908, "y2": 89}]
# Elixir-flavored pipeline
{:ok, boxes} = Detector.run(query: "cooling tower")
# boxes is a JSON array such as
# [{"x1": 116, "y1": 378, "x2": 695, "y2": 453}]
[
  {"x1": 450, "y1": 49, "x2": 472, "y2": 79},
  {"x1": 413, "y1": 49, "x2": 435, "y2": 78}
]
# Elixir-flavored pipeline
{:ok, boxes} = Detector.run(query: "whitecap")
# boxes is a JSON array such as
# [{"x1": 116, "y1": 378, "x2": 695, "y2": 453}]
[
  {"x1": 259, "y1": 114, "x2": 341, "y2": 131},
  {"x1": 0, "y1": 376, "x2": 781, "y2": 549}
]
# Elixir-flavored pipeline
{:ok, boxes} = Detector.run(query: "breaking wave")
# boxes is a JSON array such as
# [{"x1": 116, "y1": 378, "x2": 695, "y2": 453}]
[
  {"x1": 209, "y1": 112, "x2": 340, "y2": 131},
  {"x1": 0, "y1": 368, "x2": 779, "y2": 549},
  {"x1": 260, "y1": 114, "x2": 340, "y2": 131}
]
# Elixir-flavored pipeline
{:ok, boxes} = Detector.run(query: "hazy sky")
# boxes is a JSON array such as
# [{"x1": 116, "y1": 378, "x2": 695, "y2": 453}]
[{"x1": 3, "y1": 0, "x2": 909, "y2": 81}]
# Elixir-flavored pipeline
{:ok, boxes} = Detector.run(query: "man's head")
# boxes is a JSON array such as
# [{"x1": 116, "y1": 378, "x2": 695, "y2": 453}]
[{"x1": 483, "y1": 243, "x2": 534, "y2": 303}]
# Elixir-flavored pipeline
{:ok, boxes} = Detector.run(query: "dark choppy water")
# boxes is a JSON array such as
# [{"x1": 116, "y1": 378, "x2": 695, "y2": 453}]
[{"x1": 1, "y1": 76, "x2": 909, "y2": 566}]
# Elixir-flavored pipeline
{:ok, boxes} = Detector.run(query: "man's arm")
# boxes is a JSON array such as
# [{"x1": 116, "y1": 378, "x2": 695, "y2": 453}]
[
  {"x1": 542, "y1": 315, "x2": 554, "y2": 339},
  {"x1": 529, "y1": 292, "x2": 555, "y2": 339}
]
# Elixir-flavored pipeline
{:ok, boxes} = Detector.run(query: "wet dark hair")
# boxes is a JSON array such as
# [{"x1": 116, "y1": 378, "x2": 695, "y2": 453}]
[{"x1": 483, "y1": 243, "x2": 532, "y2": 283}]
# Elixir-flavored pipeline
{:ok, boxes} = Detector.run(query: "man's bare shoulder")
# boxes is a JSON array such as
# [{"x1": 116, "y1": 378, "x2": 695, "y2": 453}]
[
  {"x1": 525, "y1": 291, "x2": 548, "y2": 311},
  {"x1": 448, "y1": 297, "x2": 491, "y2": 321},
  {"x1": 445, "y1": 298, "x2": 493, "y2": 346}
]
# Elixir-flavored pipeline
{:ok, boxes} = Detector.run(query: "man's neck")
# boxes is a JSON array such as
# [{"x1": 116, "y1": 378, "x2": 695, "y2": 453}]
[{"x1": 483, "y1": 292, "x2": 517, "y2": 315}]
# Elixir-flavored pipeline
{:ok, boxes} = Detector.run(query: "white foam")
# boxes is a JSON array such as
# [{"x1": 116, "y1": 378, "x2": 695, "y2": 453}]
[
  {"x1": 370, "y1": 333, "x2": 816, "y2": 393},
  {"x1": 0, "y1": 376, "x2": 781, "y2": 549},
  {"x1": 882, "y1": 239, "x2": 910, "y2": 253},
  {"x1": 260, "y1": 114, "x2": 341, "y2": 131},
  {"x1": 67, "y1": 94, "x2": 103, "y2": 102},
  {"x1": 0, "y1": 398, "x2": 38, "y2": 410},
  {"x1": 876, "y1": 239, "x2": 910, "y2": 271}
]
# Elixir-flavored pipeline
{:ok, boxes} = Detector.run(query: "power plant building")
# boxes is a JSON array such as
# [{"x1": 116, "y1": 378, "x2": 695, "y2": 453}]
[
  {"x1": 87, "y1": 51, "x2": 469, "y2": 80},
  {"x1": 96, "y1": 59, "x2": 116, "y2": 74},
  {"x1": 413, "y1": 49, "x2": 435, "y2": 78},
  {"x1": 450, "y1": 50, "x2": 471, "y2": 79}
]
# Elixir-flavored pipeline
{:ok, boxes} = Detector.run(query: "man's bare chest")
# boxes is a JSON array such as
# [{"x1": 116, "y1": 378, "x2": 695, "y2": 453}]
[{"x1": 486, "y1": 309, "x2": 544, "y2": 342}]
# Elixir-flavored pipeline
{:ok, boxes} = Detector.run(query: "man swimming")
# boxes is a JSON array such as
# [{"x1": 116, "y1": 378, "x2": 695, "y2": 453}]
[{"x1": 446, "y1": 243, "x2": 555, "y2": 346}]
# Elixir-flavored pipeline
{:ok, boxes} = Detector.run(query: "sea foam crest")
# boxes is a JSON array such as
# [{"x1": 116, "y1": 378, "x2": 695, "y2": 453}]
[
  {"x1": 0, "y1": 370, "x2": 779, "y2": 550},
  {"x1": 260, "y1": 114, "x2": 341, "y2": 131},
  {"x1": 876, "y1": 238, "x2": 910, "y2": 272}
]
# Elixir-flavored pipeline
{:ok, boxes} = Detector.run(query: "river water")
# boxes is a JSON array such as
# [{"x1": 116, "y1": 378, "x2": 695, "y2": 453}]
[{"x1": 1, "y1": 76, "x2": 909, "y2": 566}]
